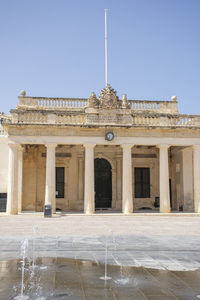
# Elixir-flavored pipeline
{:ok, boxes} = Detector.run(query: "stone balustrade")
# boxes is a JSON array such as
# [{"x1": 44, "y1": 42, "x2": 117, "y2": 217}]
[
  {"x1": 56, "y1": 114, "x2": 86, "y2": 124},
  {"x1": 133, "y1": 115, "x2": 197, "y2": 127},
  {"x1": 18, "y1": 96, "x2": 178, "y2": 114},
  {"x1": 6, "y1": 110, "x2": 200, "y2": 128},
  {"x1": 17, "y1": 112, "x2": 48, "y2": 123},
  {"x1": 18, "y1": 96, "x2": 87, "y2": 110},
  {"x1": 128, "y1": 100, "x2": 178, "y2": 114}
]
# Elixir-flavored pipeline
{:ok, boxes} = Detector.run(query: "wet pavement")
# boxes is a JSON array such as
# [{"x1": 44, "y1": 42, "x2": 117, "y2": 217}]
[
  {"x1": 0, "y1": 214, "x2": 200, "y2": 298},
  {"x1": 0, "y1": 258, "x2": 200, "y2": 300}
]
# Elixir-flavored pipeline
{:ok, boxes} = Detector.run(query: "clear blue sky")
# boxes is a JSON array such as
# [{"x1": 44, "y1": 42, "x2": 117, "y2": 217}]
[{"x1": 0, "y1": 0, "x2": 200, "y2": 114}]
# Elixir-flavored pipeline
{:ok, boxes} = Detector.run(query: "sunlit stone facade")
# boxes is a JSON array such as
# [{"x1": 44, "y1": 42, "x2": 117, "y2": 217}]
[{"x1": 1, "y1": 84, "x2": 200, "y2": 214}]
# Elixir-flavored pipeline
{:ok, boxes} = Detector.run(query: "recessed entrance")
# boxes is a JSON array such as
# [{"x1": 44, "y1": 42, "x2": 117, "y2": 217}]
[{"x1": 94, "y1": 158, "x2": 112, "y2": 209}]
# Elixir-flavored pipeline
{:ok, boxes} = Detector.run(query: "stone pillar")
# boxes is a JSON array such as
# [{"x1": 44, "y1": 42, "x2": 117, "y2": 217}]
[
  {"x1": 193, "y1": 146, "x2": 200, "y2": 213},
  {"x1": 116, "y1": 157, "x2": 122, "y2": 210},
  {"x1": 157, "y1": 145, "x2": 170, "y2": 213},
  {"x1": 7, "y1": 144, "x2": 19, "y2": 215},
  {"x1": 45, "y1": 144, "x2": 57, "y2": 213},
  {"x1": 121, "y1": 144, "x2": 133, "y2": 214},
  {"x1": 84, "y1": 144, "x2": 95, "y2": 214},
  {"x1": 112, "y1": 167, "x2": 117, "y2": 208},
  {"x1": 18, "y1": 146, "x2": 24, "y2": 213},
  {"x1": 182, "y1": 147, "x2": 193, "y2": 212},
  {"x1": 78, "y1": 156, "x2": 84, "y2": 210}
]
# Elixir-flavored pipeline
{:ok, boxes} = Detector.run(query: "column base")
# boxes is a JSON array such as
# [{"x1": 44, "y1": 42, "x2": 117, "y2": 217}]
[
  {"x1": 122, "y1": 207, "x2": 133, "y2": 214},
  {"x1": 160, "y1": 208, "x2": 171, "y2": 213},
  {"x1": 84, "y1": 211, "x2": 94, "y2": 215},
  {"x1": 122, "y1": 202, "x2": 133, "y2": 214},
  {"x1": 6, "y1": 211, "x2": 18, "y2": 215}
]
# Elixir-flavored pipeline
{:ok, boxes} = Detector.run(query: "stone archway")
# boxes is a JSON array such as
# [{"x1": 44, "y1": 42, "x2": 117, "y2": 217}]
[{"x1": 94, "y1": 158, "x2": 112, "y2": 209}]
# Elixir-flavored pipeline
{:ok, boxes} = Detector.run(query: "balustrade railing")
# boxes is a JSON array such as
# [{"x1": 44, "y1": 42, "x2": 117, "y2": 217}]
[
  {"x1": 18, "y1": 96, "x2": 178, "y2": 114},
  {"x1": 128, "y1": 100, "x2": 160, "y2": 111},
  {"x1": 37, "y1": 98, "x2": 87, "y2": 109},
  {"x1": 9, "y1": 110, "x2": 200, "y2": 128},
  {"x1": 17, "y1": 112, "x2": 48, "y2": 123},
  {"x1": 132, "y1": 115, "x2": 199, "y2": 127},
  {"x1": 55, "y1": 114, "x2": 86, "y2": 124},
  {"x1": 133, "y1": 115, "x2": 160, "y2": 126},
  {"x1": 128, "y1": 100, "x2": 178, "y2": 114},
  {"x1": 18, "y1": 97, "x2": 87, "y2": 110}
]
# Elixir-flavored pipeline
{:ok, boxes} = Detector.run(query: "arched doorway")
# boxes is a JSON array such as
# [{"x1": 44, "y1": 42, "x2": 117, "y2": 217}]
[{"x1": 94, "y1": 158, "x2": 112, "y2": 209}]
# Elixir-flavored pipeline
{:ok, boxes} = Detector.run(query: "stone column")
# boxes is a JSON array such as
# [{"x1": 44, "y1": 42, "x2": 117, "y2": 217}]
[
  {"x1": 193, "y1": 146, "x2": 200, "y2": 213},
  {"x1": 182, "y1": 147, "x2": 193, "y2": 212},
  {"x1": 116, "y1": 157, "x2": 122, "y2": 210},
  {"x1": 18, "y1": 146, "x2": 24, "y2": 213},
  {"x1": 7, "y1": 144, "x2": 19, "y2": 215},
  {"x1": 112, "y1": 167, "x2": 117, "y2": 208},
  {"x1": 121, "y1": 144, "x2": 133, "y2": 214},
  {"x1": 45, "y1": 144, "x2": 57, "y2": 213},
  {"x1": 84, "y1": 144, "x2": 95, "y2": 214},
  {"x1": 78, "y1": 156, "x2": 84, "y2": 210},
  {"x1": 157, "y1": 145, "x2": 170, "y2": 213}
]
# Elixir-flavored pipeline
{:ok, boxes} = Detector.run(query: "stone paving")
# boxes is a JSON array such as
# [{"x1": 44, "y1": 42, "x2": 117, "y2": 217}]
[
  {"x1": 0, "y1": 214, "x2": 200, "y2": 271},
  {"x1": 1, "y1": 258, "x2": 200, "y2": 300}
]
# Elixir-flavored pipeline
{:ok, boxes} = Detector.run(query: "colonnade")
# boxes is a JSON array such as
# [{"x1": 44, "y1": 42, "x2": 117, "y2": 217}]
[{"x1": 6, "y1": 143, "x2": 200, "y2": 214}]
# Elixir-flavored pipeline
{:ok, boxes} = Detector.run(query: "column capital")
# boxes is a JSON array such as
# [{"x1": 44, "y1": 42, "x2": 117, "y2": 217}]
[
  {"x1": 181, "y1": 146, "x2": 192, "y2": 153},
  {"x1": 83, "y1": 144, "x2": 96, "y2": 149},
  {"x1": 156, "y1": 144, "x2": 170, "y2": 149},
  {"x1": 192, "y1": 145, "x2": 200, "y2": 151},
  {"x1": 8, "y1": 143, "x2": 19, "y2": 149},
  {"x1": 45, "y1": 144, "x2": 57, "y2": 148},
  {"x1": 121, "y1": 144, "x2": 134, "y2": 149},
  {"x1": 18, "y1": 145, "x2": 24, "y2": 152}
]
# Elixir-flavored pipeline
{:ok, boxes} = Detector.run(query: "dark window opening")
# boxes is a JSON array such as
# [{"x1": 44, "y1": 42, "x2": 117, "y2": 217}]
[
  {"x1": 0, "y1": 193, "x2": 7, "y2": 212},
  {"x1": 56, "y1": 167, "x2": 64, "y2": 198},
  {"x1": 134, "y1": 168, "x2": 150, "y2": 198}
]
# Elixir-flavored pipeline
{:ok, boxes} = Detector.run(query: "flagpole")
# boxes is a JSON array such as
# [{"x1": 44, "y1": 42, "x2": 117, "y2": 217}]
[{"x1": 105, "y1": 8, "x2": 108, "y2": 86}]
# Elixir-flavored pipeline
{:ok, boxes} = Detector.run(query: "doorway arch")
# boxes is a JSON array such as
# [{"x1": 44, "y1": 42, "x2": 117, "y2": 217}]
[{"x1": 94, "y1": 158, "x2": 112, "y2": 209}]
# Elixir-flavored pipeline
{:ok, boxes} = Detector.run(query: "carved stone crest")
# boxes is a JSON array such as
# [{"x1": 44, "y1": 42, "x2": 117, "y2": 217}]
[{"x1": 99, "y1": 84, "x2": 119, "y2": 109}]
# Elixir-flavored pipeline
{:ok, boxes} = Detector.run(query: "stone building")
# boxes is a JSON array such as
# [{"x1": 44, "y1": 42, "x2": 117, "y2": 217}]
[{"x1": 1, "y1": 84, "x2": 200, "y2": 214}]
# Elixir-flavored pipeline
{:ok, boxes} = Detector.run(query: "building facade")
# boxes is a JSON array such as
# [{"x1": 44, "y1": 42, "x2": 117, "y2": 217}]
[{"x1": 1, "y1": 84, "x2": 200, "y2": 214}]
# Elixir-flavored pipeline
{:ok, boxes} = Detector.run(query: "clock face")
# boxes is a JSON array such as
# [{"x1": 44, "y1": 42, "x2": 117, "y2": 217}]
[{"x1": 106, "y1": 132, "x2": 114, "y2": 141}]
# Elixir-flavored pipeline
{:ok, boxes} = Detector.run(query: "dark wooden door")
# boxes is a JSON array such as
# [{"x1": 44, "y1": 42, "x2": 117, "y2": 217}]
[{"x1": 94, "y1": 158, "x2": 112, "y2": 208}]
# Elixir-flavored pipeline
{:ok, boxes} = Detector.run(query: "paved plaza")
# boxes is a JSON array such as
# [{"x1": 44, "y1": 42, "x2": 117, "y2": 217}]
[{"x1": 0, "y1": 213, "x2": 200, "y2": 271}]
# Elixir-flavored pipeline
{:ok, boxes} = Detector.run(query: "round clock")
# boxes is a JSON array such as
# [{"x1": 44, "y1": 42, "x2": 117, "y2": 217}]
[{"x1": 105, "y1": 132, "x2": 114, "y2": 141}]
